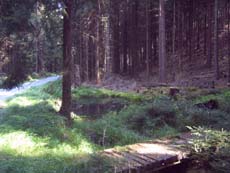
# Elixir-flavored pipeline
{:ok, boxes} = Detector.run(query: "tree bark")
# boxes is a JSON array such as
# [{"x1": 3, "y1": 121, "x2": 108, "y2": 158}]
[
  {"x1": 214, "y1": 0, "x2": 220, "y2": 80},
  {"x1": 146, "y1": 0, "x2": 150, "y2": 77},
  {"x1": 59, "y1": 0, "x2": 73, "y2": 125},
  {"x1": 228, "y1": 1, "x2": 230, "y2": 84},
  {"x1": 207, "y1": 2, "x2": 212, "y2": 68},
  {"x1": 172, "y1": 0, "x2": 176, "y2": 57},
  {"x1": 159, "y1": 0, "x2": 166, "y2": 82},
  {"x1": 188, "y1": 0, "x2": 193, "y2": 61},
  {"x1": 104, "y1": 0, "x2": 112, "y2": 76}
]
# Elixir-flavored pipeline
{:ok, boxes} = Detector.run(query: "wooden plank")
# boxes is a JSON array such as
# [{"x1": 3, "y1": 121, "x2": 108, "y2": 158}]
[
  {"x1": 102, "y1": 134, "x2": 192, "y2": 173},
  {"x1": 112, "y1": 150, "x2": 145, "y2": 167},
  {"x1": 126, "y1": 148, "x2": 157, "y2": 163},
  {"x1": 103, "y1": 152, "x2": 137, "y2": 173},
  {"x1": 104, "y1": 150, "x2": 141, "y2": 169},
  {"x1": 127, "y1": 143, "x2": 179, "y2": 166},
  {"x1": 125, "y1": 149, "x2": 163, "y2": 172}
]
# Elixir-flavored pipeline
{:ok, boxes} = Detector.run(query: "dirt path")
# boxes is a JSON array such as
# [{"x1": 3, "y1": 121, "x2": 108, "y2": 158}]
[{"x1": 0, "y1": 76, "x2": 60, "y2": 102}]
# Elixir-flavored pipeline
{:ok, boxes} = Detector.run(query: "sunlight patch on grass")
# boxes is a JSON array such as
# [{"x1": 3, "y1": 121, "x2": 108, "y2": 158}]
[
  {"x1": 0, "y1": 130, "x2": 95, "y2": 158},
  {"x1": 6, "y1": 96, "x2": 40, "y2": 107},
  {"x1": 0, "y1": 131, "x2": 47, "y2": 156}
]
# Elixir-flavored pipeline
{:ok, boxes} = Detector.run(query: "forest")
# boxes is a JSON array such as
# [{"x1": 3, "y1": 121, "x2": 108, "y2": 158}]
[{"x1": 0, "y1": 0, "x2": 230, "y2": 173}]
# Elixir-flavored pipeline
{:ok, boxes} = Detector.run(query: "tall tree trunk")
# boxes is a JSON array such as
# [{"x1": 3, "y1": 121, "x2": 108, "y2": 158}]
[
  {"x1": 146, "y1": 0, "x2": 150, "y2": 77},
  {"x1": 214, "y1": 0, "x2": 220, "y2": 80},
  {"x1": 159, "y1": 0, "x2": 166, "y2": 82},
  {"x1": 104, "y1": 0, "x2": 112, "y2": 76},
  {"x1": 60, "y1": 0, "x2": 73, "y2": 125},
  {"x1": 85, "y1": 37, "x2": 89, "y2": 81},
  {"x1": 207, "y1": 2, "x2": 212, "y2": 68},
  {"x1": 172, "y1": 0, "x2": 176, "y2": 57},
  {"x1": 188, "y1": 0, "x2": 193, "y2": 61},
  {"x1": 96, "y1": 14, "x2": 101, "y2": 84},
  {"x1": 95, "y1": 0, "x2": 101, "y2": 84},
  {"x1": 204, "y1": 9, "x2": 207, "y2": 56},
  {"x1": 123, "y1": 3, "x2": 128, "y2": 74},
  {"x1": 112, "y1": 0, "x2": 120, "y2": 74},
  {"x1": 228, "y1": 1, "x2": 230, "y2": 84},
  {"x1": 35, "y1": 1, "x2": 39, "y2": 73}
]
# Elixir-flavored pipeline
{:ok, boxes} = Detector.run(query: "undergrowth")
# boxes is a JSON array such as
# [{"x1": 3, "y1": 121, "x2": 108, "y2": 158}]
[
  {"x1": 189, "y1": 126, "x2": 230, "y2": 173},
  {"x1": 0, "y1": 79, "x2": 229, "y2": 173}
]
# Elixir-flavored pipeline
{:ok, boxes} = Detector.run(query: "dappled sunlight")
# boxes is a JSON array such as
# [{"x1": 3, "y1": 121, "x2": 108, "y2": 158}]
[
  {"x1": 77, "y1": 140, "x2": 95, "y2": 154},
  {"x1": 0, "y1": 131, "x2": 47, "y2": 157},
  {"x1": 127, "y1": 143, "x2": 179, "y2": 156},
  {"x1": 6, "y1": 96, "x2": 41, "y2": 107},
  {"x1": 0, "y1": 130, "x2": 95, "y2": 158}
]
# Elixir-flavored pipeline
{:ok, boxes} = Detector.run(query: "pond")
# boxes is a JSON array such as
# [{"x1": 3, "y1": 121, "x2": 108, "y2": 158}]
[{"x1": 72, "y1": 98, "x2": 127, "y2": 119}]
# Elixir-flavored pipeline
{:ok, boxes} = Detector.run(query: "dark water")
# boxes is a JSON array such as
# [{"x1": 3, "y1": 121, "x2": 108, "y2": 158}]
[{"x1": 72, "y1": 101, "x2": 126, "y2": 119}]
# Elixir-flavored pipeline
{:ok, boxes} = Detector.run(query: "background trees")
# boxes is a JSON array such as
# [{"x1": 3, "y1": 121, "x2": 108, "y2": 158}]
[
  {"x1": 71, "y1": 0, "x2": 230, "y2": 86},
  {"x1": 0, "y1": 0, "x2": 230, "y2": 88}
]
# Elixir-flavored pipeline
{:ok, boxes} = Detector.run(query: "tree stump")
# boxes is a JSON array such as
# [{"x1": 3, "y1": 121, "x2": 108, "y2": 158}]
[
  {"x1": 169, "y1": 87, "x2": 180, "y2": 98},
  {"x1": 195, "y1": 99, "x2": 219, "y2": 110}
]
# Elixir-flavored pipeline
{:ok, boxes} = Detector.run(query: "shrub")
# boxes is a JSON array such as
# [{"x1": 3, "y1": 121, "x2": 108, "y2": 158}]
[{"x1": 189, "y1": 126, "x2": 230, "y2": 173}]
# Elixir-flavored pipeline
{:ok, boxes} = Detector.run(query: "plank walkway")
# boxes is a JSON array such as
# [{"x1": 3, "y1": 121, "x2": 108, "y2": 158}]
[{"x1": 102, "y1": 133, "x2": 192, "y2": 173}]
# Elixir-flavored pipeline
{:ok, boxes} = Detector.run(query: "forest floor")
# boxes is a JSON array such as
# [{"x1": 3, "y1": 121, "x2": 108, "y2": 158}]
[{"x1": 0, "y1": 78, "x2": 229, "y2": 173}]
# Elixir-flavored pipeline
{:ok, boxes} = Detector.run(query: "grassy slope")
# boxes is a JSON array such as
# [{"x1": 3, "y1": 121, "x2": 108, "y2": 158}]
[{"x1": 0, "y1": 80, "x2": 229, "y2": 173}]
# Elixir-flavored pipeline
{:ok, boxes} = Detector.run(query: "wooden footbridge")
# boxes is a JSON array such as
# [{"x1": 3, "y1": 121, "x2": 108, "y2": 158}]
[{"x1": 102, "y1": 133, "x2": 192, "y2": 173}]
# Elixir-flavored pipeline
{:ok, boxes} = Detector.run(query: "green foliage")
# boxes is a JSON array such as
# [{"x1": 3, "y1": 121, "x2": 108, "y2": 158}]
[
  {"x1": 0, "y1": 86, "x2": 100, "y2": 173},
  {"x1": 42, "y1": 79, "x2": 62, "y2": 98},
  {"x1": 193, "y1": 90, "x2": 230, "y2": 113},
  {"x1": 1, "y1": 80, "x2": 230, "y2": 173},
  {"x1": 73, "y1": 112, "x2": 145, "y2": 147},
  {"x1": 72, "y1": 86, "x2": 145, "y2": 103},
  {"x1": 124, "y1": 97, "x2": 179, "y2": 137},
  {"x1": 189, "y1": 127, "x2": 230, "y2": 173}
]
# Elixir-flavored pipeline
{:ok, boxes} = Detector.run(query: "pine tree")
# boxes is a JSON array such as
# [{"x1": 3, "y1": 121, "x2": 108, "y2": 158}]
[{"x1": 59, "y1": 0, "x2": 73, "y2": 125}]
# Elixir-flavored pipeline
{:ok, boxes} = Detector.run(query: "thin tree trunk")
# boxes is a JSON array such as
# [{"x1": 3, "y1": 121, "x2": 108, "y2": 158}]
[
  {"x1": 214, "y1": 0, "x2": 220, "y2": 80},
  {"x1": 159, "y1": 0, "x2": 166, "y2": 82},
  {"x1": 85, "y1": 37, "x2": 89, "y2": 81},
  {"x1": 204, "y1": 9, "x2": 207, "y2": 56},
  {"x1": 146, "y1": 0, "x2": 150, "y2": 77},
  {"x1": 172, "y1": 0, "x2": 176, "y2": 57},
  {"x1": 188, "y1": 0, "x2": 193, "y2": 61},
  {"x1": 60, "y1": 0, "x2": 73, "y2": 125},
  {"x1": 228, "y1": 1, "x2": 230, "y2": 84},
  {"x1": 112, "y1": 0, "x2": 120, "y2": 74},
  {"x1": 96, "y1": 10, "x2": 101, "y2": 84},
  {"x1": 95, "y1": 0, "x2": 101, "y2": 84},
  {"x1": 104, "y1": 0, "x2": 111, "y2": 76},
  {"x1": 207, "y1": 2, "x2": 212, "y2": 68}
]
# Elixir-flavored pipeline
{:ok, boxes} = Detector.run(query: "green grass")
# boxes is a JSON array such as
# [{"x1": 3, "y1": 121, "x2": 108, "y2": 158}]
[
  {"x1": 0, "y1": 79, "x2": 229, "y2": 173},
  {"x1": 189, "y1": 126, "x2": 230, "y2": 173},
  {"x1": 0, "y1": 85, "x2": 99, "y2": 173},
  {"x1": 193, "y1": 89, "x2": 230, "y2": 113},
  {"x1": 0, "y1": 80, "x2": 149, "y2": 173}
]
